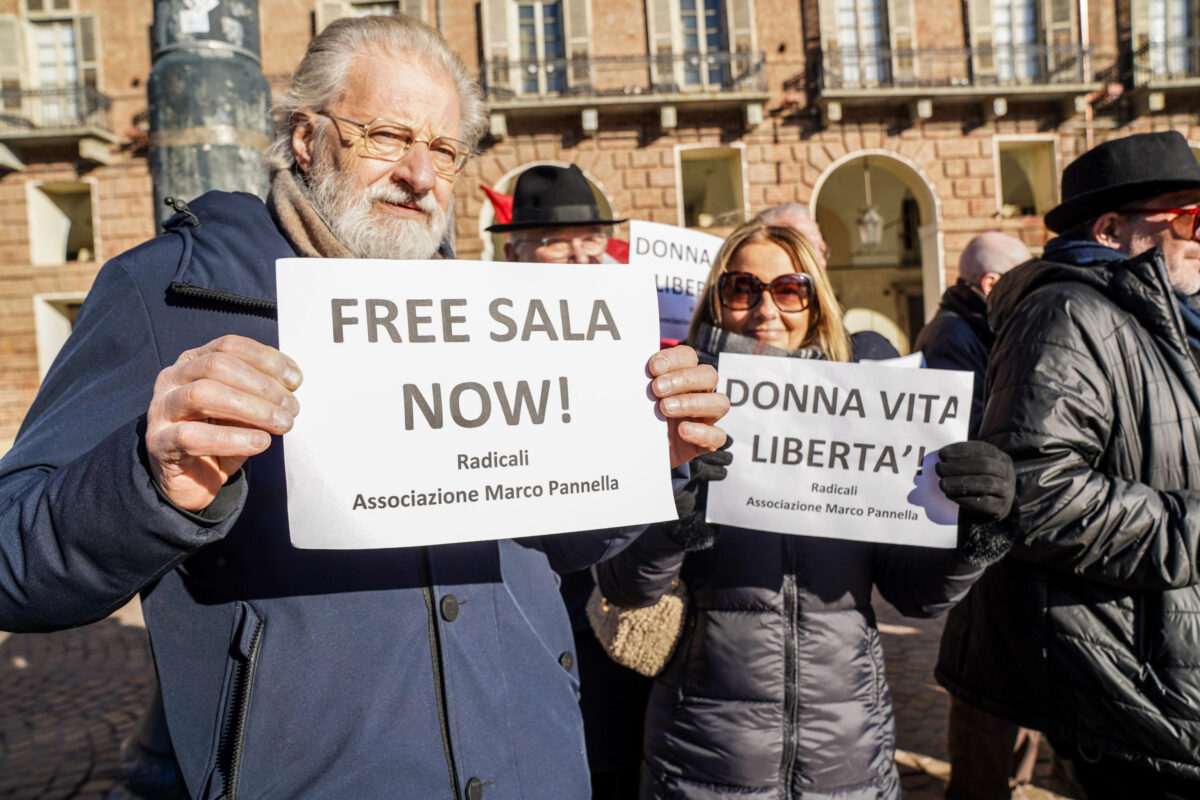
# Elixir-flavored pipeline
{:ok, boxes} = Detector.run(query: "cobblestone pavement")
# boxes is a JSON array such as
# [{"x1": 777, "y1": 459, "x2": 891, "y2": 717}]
[
  {"x1": 0, "y1": 596, "x2": 1082, "y2": 799},
  {"x1": 0, "y1": 602, "x2": 153, "y2": 800}
]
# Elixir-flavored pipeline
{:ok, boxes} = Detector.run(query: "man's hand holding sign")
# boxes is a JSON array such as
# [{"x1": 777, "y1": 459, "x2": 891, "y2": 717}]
[{"x1": 146, "y1": 335, "x2": 304, "y2": 513}]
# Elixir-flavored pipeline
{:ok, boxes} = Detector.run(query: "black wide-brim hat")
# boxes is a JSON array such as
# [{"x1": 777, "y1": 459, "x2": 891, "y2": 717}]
[
  {"x1": 486, "y1": 164, "x2": 626, "y2": 232},
  {"x1": 1045, "y1": 130, "x2": 1200, "y2": 233}
]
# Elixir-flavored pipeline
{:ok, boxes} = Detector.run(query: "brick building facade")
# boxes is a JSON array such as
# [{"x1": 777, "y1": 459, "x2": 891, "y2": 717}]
[{"x1": 1, "y1": 0, "x2": 1198, "y2": 451}]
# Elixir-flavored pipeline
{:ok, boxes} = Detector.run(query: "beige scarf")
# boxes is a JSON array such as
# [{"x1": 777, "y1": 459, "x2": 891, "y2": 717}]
[
  {"x1": 266, "y1": 167, "x2": 354, "y2": 259},
  {"x1": 266, "y1": 166, "x2": 449, "y2": 260}
]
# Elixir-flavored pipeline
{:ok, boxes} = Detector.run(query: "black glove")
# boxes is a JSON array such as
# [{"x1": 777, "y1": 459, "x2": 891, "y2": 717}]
[
  {"x1": 936, "y1": 440, "x2": 1015, "y2": 520},
  {"x1": 666, "y1": 435, "x2": 733, "y2": 552},
  {"x1": 936, "y1": 440, "x2": 1019, "y2": 567}
]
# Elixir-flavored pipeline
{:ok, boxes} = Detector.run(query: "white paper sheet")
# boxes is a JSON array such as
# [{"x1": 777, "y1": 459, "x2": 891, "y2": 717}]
[
  {"x1": 706, "y1": 353, "x2": 973, "y2": 548},
  {"x1": 628, "y1": 220, "x2": 722, "y2": 344},
  {"x1": 275, "y1": 258, "x2": 677, "y2": 549}
]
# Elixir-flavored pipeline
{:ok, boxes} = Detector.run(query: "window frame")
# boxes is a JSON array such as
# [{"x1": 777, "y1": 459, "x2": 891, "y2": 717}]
[
  {"x1": 677, "y1": 0, "x2": 730, "y2": 89},
  {"x1": 674, "y1": 143, "x2": 748, "y2": 230},
  {"x1": 26, "y1": 177, "x2": 98, "y2": 267},
  {"x1": 992, "y1": 134, "x2": 1059, "y2": 218},
  {"x1": 511, "y1": 0, "x2": 567, "y2": 96}
]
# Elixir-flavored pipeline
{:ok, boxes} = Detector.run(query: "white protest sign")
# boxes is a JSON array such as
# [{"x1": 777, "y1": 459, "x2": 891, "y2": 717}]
[
  {"x1": 629, "y1": 220, "x2": 722, "y2": 344},
  {"x1": 275, "y1": 258, "x2": 677, "y2": 549},
  {"x1": 706, "y1": 354, "x2": 973, "y2": 547}
]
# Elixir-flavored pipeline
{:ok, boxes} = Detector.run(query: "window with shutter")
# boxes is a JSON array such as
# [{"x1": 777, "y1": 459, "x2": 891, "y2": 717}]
[
  {"x1": 724, "y1": 0, "x2": 754, "y2": 78},
  {"x1": 0, "y1": 16, "x2": 23, "y2": 112},
  {"x1": 76, "y1": 14, "x2": 96, "y2": 88},
  {"x1": 1040, "y1": 0, "x2": 1077, "y2": 80},
  {"x1": 887, "y1": 0, "x2": 914, "y2": 83},
  {"x1": 646, "y1": 0, "x2": 675, "y2": 89},
  {"x1": 967, "y1": 0, "x2": 996, "y2": 82},
  {"x1": 562, "y1": 0, "x2": 590, "y2": 89},
  {"x1": 481, "y1": 0, "x2": 510, "y2": 94}
]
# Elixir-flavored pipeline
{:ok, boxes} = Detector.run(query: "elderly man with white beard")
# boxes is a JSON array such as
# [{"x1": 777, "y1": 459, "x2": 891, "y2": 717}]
[{"x1": 0, "y1": 14, "x2": 729, "y2": 800}]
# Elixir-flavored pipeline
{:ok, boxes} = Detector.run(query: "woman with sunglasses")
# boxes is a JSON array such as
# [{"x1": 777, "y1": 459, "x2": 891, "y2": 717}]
[{"x1": 594, "y1": 221, "x2": 1017, "y2": 799}]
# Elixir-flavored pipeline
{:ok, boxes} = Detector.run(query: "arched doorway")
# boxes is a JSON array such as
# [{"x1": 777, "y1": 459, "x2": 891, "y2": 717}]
[
  {"x1": 477, "y1": 161, "x2": 620, "y2": 261},
  {"x1": 811, "y1": 150, "x2": 942, "y2": 354}
]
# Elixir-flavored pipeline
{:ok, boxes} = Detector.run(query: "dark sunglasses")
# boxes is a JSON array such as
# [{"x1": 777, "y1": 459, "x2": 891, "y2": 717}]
[{"x1": 718, "y1": 271, "x2": 814, "y2": 313}]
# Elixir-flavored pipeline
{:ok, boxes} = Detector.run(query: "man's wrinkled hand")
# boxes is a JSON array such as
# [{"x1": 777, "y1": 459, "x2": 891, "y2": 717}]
[
  {"x1": 145, "y1": 335, "x2": 303, "y2": 512},
  {"x1": 648, "y1": 345, "x2": 729, "y2": 468}
]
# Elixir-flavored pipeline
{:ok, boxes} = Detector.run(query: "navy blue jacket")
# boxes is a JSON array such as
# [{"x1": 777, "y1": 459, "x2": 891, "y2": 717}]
[{"x1": 0, "y1": 192, "x2": 642, "y2": 800}]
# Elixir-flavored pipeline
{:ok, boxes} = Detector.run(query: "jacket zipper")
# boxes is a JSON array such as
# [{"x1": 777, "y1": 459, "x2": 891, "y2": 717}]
[
  {"x1": 225, "y1": 619, "x2": 264, "y2": 800},
  {"x1": 170, "y1": 282, "x2": 278, "y2": 314},
  {"x1": 779, "y1": 537, "x2": 799, "y2": 798},
  {"x1": 419, "y1": 548, "x2": 462, "y2": 800}
]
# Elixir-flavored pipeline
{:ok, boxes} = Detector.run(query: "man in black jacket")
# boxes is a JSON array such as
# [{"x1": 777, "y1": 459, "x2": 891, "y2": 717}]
[
  {"x1": 936, "y1": 131, "x2": 1200, "y2": 800},
  {"x1": 917, "y1": 232, "x2": 1038, "y2": 800},
  {"x1": 914, "y1": 232, "x2": 1029, "y2": 438}
]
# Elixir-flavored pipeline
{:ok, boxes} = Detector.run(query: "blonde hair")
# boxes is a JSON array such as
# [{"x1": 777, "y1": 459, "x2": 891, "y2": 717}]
[
  {"x1": 265, "y1": 14, "x2": 487, "y2": 171},
  {"x1": 688, "y1": 221, "x2": 852, "y2": 362}
]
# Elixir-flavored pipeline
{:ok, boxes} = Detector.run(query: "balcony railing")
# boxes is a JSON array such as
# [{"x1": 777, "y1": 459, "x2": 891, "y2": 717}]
[
  {"x1": 821, "y1": 43, "x2": 1092, "y2": 92},
  {"x1": 482, "y1": 50, "x2": 767, "y2": 103},
  {"x1": 1133, "y1": 38, "x2": 1200, "y2": 84},
  {"x1": 0, "y1": 84, "x2": 112, "y2": 136}
]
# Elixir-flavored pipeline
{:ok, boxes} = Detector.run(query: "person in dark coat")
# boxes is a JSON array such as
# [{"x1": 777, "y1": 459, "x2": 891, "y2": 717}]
[
  {"x1": 595, "y1": 221, "x2": 1018, "y2": 800},
  {"x1": 936, "y1": 130, "x2": 1200, "y2": 800},
  {"x1": 914, "y1": 232, "x2": 1040, "y2": 800},
  {"x1": 914, "y1": 232, "x2": 1030, "y2": 438},
  {"x1": 0, "y1": 16, "x2": 730, "y2": 800}
]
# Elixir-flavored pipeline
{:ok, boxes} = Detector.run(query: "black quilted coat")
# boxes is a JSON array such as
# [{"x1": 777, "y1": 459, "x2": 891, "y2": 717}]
[
  {"x1": 936, "y1": 248, "x2": 1200, "y2": 779},
  {"x1": 596, "y1": 524, "x2": 983, "y2": 798}
]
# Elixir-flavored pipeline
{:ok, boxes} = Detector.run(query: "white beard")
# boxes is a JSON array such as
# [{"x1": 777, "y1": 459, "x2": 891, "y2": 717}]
[{"x1": 305, "y1": 146, "x2": 450, "y2": 260}]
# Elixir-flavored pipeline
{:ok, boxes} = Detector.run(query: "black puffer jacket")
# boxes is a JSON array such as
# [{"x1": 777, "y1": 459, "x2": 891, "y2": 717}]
[
  {"x1": 596, "y1": 517, "x2": 982, "y2": 798},
  {"x1": 936, "y1": 248, "x2": 1200, "y2": 779}
]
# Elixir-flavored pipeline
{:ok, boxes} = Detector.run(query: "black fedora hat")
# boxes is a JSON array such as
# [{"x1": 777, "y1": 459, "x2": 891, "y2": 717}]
[
  {"x1": 1045, "y1": 131, "x2": 1200, "y2": 233},
  {"x1": 487, "y1": 164, "x2": 626, "y2": 233}
]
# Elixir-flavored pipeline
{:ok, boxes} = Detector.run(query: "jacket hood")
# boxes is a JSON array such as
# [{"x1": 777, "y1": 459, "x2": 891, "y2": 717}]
[
  {"x1": 164, "y1": 191, "x2": 293, "y2": 309},
  {"x1": 988, "y1": 246, "x2": 1183, "y2": 348}
]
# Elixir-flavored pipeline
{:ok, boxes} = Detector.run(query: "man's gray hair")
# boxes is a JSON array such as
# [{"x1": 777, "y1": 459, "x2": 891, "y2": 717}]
[
  {"x1": 265, "y1": 14, "x2": 487, "y2": 171},
  {"x1": 958, "y1": 232, "x2": 1031, "y2": 285}
]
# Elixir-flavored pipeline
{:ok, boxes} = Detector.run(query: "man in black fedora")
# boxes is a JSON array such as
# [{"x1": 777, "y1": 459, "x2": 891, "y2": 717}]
[
  {"x1": 937, "y1": 130, "x2": 1200, "y2": 799},
  {"x1": 490, "y1": 162, "x2": 648, "y2": 799},
  {"x1": 489, "y1": 163, "x2": 626, "y2": 263}
]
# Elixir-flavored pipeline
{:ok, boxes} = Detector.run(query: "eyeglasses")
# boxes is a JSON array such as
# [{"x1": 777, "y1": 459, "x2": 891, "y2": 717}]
[
  {"x1": 1132, "y1": 206, "x2": 1200, "y2": 240},
  {"x1": 718, "y1": 271, "x2": 814, "y2": 313},
  {"x1": 514, "y1": 234, "x2": 609, "y2": 262},
  {"x1": 318, "y1": 112, "x2": 471, "y2": 176}
]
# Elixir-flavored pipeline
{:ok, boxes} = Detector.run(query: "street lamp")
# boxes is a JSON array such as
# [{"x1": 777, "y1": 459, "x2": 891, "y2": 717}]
[{"x1": 856, "y1": 158, "x2": 884, "y2": 250}]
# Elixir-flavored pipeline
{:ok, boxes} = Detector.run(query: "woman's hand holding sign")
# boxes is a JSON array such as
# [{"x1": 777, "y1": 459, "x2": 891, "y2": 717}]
[{"x1": 649, "y1": 345, "x2": 730, "y2": 468}]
